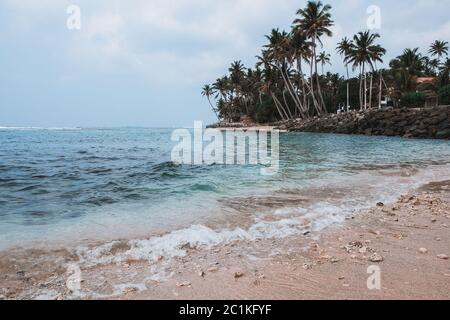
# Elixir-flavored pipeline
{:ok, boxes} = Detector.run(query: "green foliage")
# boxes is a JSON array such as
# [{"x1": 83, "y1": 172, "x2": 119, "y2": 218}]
[
  {"x1": 200, "y1": 2, "x2": 447, "y2": 123},
  {"x1": 400, "y1": 92, "x2": 426, "y2": 108},
  {"x1": 438, "y1": 85, "x2": 450, "y2": 105}
]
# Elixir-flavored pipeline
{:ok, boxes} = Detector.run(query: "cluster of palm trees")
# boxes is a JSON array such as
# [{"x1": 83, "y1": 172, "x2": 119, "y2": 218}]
[
  {"x1": 388, "y1": 41, "x2": 449, "y2": 94},
  {"x1": 202, "y1": 1, "x2": 449, "y2": 123}
]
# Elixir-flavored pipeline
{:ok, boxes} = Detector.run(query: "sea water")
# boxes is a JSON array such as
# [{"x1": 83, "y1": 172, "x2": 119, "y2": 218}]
[{"x1": 1, "y1": 127, "x2": 450, "y2": 251}]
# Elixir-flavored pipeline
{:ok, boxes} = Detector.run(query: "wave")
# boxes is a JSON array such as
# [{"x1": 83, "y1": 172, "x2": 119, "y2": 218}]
[{"x1": 76, "y1": 202, "x2": 347, "y2": 267}]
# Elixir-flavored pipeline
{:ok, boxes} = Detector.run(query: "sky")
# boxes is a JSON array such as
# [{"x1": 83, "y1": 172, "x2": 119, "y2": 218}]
[{"x1": 0, "y1": 0, "x2": 449, "y2": 128}]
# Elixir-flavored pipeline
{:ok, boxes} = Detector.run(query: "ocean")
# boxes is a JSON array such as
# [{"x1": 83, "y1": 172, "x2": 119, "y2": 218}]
[{"x1": 1, "y1": 127, "x2": 450, "y2": 255}]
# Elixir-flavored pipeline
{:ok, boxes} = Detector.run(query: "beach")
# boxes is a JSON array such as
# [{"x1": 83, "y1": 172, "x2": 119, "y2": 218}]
[
  {"x1": 1, "y1": 179, "x2": 450, "y2": 300},
  {"x1": 2, "y1": 128, "x2": 450, "y2": 300}
]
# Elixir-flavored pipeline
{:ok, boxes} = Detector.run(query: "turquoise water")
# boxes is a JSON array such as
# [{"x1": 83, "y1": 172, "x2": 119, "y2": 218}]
[{"x1": 1, "y1": 127, "x2": 450, "y2": 250}]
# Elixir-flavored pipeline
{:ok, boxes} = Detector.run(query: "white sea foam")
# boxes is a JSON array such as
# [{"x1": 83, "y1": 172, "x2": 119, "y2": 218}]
[
  {"x1": 74, "y1": 163, "x2": 450, "y2": 268},
  {"x1": 75, "y1": 201, "x2": 352, "y2": 267}
]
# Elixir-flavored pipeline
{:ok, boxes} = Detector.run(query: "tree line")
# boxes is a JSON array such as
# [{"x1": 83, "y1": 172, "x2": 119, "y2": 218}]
[{"x1": 202, "y1": 1, "x2": 450, "y2": 123}]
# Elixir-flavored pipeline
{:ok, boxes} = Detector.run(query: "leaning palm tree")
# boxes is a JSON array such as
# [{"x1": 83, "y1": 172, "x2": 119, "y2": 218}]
[
  {"x1": 346, "y1": 31, "x2": 385, "y2": 110},
  {"x1": 337, "y1": 37, "x2": 353, "y2": 109},
  {"x1": 317, "y1": 51, "x2": 331, "y2": 74},
  {"x1": 201, "y1": 84, "x2": 218, "y2": 118},
  {"x1": 293, "y1": 1, "x2": 334, "y2": 114},
  {"x1": 263, "y1": 29, "x2": 307, "y2": 118},
  {"x1": 429, "y1": 40, "x2": 449, "y2": 64}
]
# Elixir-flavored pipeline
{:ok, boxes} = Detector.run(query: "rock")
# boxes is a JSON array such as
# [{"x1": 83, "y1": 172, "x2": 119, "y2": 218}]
[
  {"x1": 198, "y1": 271, "x2": 205, "y2": 277},
  {"x1": 437, "y1": 254, "x2": 449, "y2": 260},
  {"x1": 369, "y1": 253, "x2": 384, "y2": 263},
  {"x1": 233, "y1": 271, "x2": 244, "y2": 279},
  {"x1": 330, "y1": 257, "x2": 340, "y2": 264},
  {"x1": 436, "y1": 129, "x2": 450, "y2": 139},
  {"x1": 286, "y1": 107, "x2": 450, "y2": 140},
  {"x1": 176, "y1": 281, "x2": 191, "y2": 287},
  {"x1": 122, "y1": 287, "x2": 139, "y2": 294},
  {"x1": 419, "y1": 248, "x2": 428, "y2": 254},
  {"x1": 207, "y1": 266, "x2": 219, "y2": 272},
  {"x1": 377, "y1": 202, "x2": 385, "y2": 207},
  {"x1": 53, "y1": 294, "x2": 64, "y2": 301},
  {"x1": 302, "y1": 264, "x2": 311, "y2": 270}
]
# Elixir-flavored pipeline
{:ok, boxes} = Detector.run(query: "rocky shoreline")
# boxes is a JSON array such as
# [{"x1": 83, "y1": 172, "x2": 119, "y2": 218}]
[{"x1": 209, "y1": 106, "x2": 450, "y2": 140}]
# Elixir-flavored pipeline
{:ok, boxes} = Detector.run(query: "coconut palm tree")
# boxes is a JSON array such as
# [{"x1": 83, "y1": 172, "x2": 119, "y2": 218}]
[
  {"x1": 439, "y1": 58, "x2": 450, "y2": 86},
  {"x1": 337, "y1": 37, "x2": 353, "y2": 109},
  {"x1": 389, "y1": 48, "x2": 425, "y2": 92},
  {"x1": 423, "y1": 57, "x2": 440, "y2": 76},
  {"x1": 293, "y1": 1, "x2": 334, "y2": 114},
  {"x1": 317, "y1": 51, "x2": 331, "y2": 74},
  {"x1": 263, "y1": 29, "x2": 307, "y2": 118},
  {"x1": 201, "y1": 84, "x2": 218, "y2": 118},
  {"x1": 346, "y1": 31, "x2": 385, "y2": 109},
  {"x1": 429, "y1": 40, "x2": 449, "y2": 64},
  {"x1": 290, "y1": 29, "x2": 313, "y2": 114},
  {"x1": 256, "y1": 51, "x2": 292, "y2": 120}
]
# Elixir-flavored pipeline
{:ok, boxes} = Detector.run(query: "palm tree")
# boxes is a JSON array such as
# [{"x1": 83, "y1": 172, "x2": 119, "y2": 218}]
[
  {"x1": 263, "y1": 29, "x2": 307, "y2": 118},
  {"x1": 290, "y1": 30, "x2": 313, "y2": 115},
  {"x1": 201, "y1": 84, "x2": 218, "y2": 118},
  {"x1": 337, "y1": 37, "x2": 353, "y2": 109},
  {"x1": 389, "y1": 48, "x2": 425, "y2": 92},
  {"x1": 317, "y1": 51, "x2": 331, "y2": 74},
  {"x1": 293, "y1": 1, "x2": 334, "y2": 114},
  {"x1": 346, "y1": 31, "x2": 385, "y2": 109},
  {"x1": 439, "y1": 58, "x2": 450, "y2": 86},
  {"x1": 423, "y1": 57, "x2": 440, "y2": 76},
  {"x1": 256, "y1": 51, "x2": 292, "y2": 120},
  {"x1": 429, "y1": 40, "x2": 449, "y2": 64}
]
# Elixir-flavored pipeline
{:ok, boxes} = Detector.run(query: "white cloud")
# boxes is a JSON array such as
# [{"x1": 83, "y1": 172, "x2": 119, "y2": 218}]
[
  {"x1": 3, "y1": 0, "x2": 449, "y2": 85},
  {"x1": 64, "y1": 0, "x2": 300, "y2": 84}
]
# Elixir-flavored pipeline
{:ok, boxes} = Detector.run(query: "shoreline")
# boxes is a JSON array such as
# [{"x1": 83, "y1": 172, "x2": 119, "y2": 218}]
[
  {"x1": 1, "y1": 179, "x2": 450, "y2": 300},
  {"x1": 207, "y1": 106, "x2": 450, "y2": 140}
]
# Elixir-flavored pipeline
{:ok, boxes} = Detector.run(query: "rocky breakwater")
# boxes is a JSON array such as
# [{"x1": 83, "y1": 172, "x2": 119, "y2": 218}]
[{"x1": 283, "y1": 106, "x2": 450, "y2": 139}]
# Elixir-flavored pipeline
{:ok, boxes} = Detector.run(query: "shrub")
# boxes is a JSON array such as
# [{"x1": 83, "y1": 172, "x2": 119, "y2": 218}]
[
  {"x1": 438, "y1": 85, "x2": 450, "y2": 105},
  {"x1": 400, "y1": 91, "x2": 426, "y2": 108}
]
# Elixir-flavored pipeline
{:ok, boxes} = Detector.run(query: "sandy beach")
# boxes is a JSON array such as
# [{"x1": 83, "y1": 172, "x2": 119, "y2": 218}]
[{"x1": 1, "y1": 179, "x2": 450, "y2": 300}]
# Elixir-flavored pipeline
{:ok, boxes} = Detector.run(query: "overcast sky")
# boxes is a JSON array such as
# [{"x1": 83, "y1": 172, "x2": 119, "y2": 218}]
[{"x1": 0, "y1": 0, "x2": 449, "y2": 127}]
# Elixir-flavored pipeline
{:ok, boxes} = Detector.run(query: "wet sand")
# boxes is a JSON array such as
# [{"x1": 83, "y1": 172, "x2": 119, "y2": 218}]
[{"x1": 1, "y1": 181, "x2": 450, "y2": 300}]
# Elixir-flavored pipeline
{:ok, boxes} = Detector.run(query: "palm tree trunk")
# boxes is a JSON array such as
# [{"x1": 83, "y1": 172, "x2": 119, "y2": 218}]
[
  {"x1": 369, "y1": 73, "x2": 373, "y2": 109},
  {"x1": 359, "y1": 65, "x2": 363, "y2": 110},
  {"x1": 278, "y1": 65, "x2": 305, "y2": 118},
  {"x1": 313, "y1": 42, "x2": 326, "y2": 113},
  {"x1": 207, "y1": 97, "x2": 218, "y2": 119},
  {"x1": 378, "y1": 71, "x2": 383, "y2": 109},
  {"x1": 346, "y1": 65, "x2": 350, "y2": 109},
  {"x1": 271, "y1": 93, "x2": 286, "y2": 121},
  {"x1": 298, "y1": 59, "x2": 309, "y2": 116},
  {"x1": 363, "y1": 63, "x2": 367, "y2": 110},
  {"x1": 282, "y1": 90, "x2": 294, "y2": 119},
  {"x1": 309, "y1": 42, "x2": 321, "y2": 116}
]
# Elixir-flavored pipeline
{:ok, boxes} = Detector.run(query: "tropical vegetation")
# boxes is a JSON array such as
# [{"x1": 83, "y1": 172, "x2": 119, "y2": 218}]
[{"x1": 202, "y1": 1, "x2": 449, "y2": 123}]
